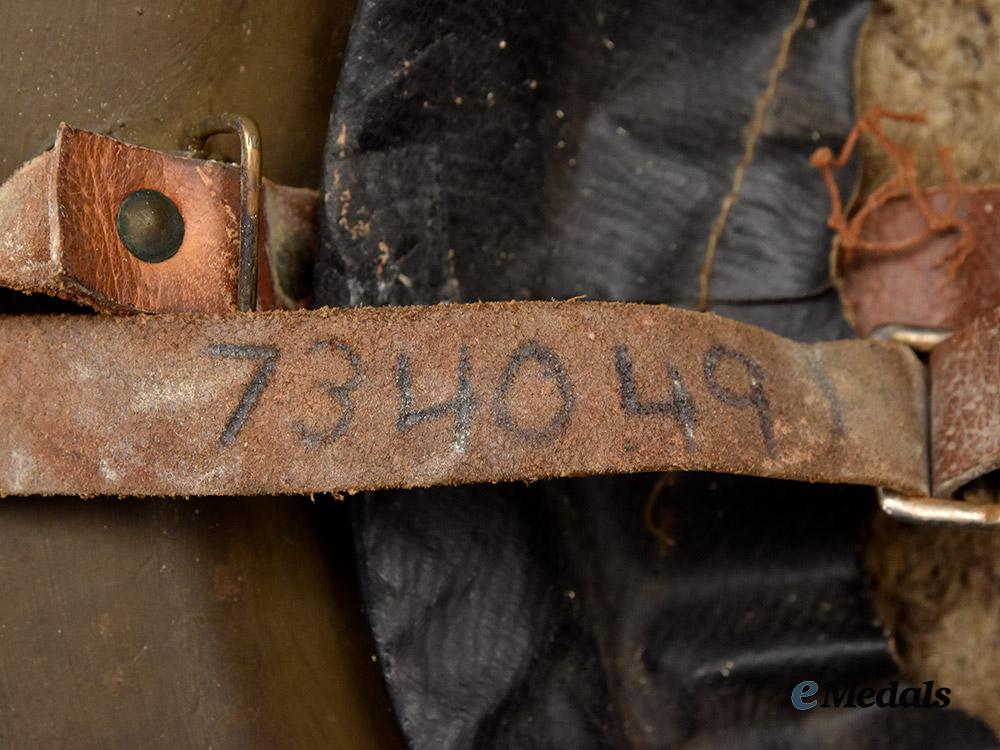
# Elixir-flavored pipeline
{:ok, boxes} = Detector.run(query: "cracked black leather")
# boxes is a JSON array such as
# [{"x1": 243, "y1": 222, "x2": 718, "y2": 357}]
[
  {"x1": 317, "y1": 0, "x2": 864, "y2": 341},
  {"x1": 317, "y1": 0, "x2": 999, "y2": 747}
]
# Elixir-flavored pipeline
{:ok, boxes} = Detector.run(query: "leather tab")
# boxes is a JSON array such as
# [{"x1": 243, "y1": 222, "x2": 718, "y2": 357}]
[
  {"x1": 812, "y1": 108, "x2": 1000, "y2": 338},
  {"x1": 931, "y1": 303, "x2": 1000, "y2": 496},
  {"x1": 837, "y1": 186, "x2": 1000, "y2": 336},
  {"x1": 0, "y1": 125, "x2": 317, "y2": 313}
]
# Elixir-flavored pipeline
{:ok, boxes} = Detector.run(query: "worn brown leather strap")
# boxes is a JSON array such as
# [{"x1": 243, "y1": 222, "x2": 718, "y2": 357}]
[
  {"x1": 0, "y1": 125, "x2": 316, "y2": 313},
  {"x1": 931, "y1": 304, "x2": 1000, "y2": 496},
  {"x1": 11, "y1": 125, "x2": 996, "y2": 505},
  {"x1": 0, "y1": 301, "x2": 929, "y2": 497}
]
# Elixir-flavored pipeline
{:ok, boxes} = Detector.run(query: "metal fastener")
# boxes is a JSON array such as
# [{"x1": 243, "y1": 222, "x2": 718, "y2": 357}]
[{"x1": 116, "y1": 189, "x2": 185, "y2": 263}]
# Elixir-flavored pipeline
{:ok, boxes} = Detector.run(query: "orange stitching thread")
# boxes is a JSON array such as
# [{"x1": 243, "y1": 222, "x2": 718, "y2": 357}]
[{"x1": 809, "y1": 107, "x2": 973, "y2": 277}]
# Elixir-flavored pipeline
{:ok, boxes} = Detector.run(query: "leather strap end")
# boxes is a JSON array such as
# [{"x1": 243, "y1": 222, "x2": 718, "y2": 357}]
[
  {"x1": 0, "y1": 124, "x2": 317, "y2": 313},
  {"x1": 931, "y1": 304, "x2": 1000, "y2": 496}
]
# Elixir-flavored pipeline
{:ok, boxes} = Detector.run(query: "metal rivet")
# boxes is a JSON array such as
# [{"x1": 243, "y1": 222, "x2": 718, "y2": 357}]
[{"x1": 116, "y1": 189, "x2": 184, "y2": 263}]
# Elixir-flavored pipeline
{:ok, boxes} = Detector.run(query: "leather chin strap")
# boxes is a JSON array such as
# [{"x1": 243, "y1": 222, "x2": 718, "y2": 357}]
[
  {"x1": 0, "y1": 126, "x2": 994, "y2": 509},
  {"x1": 0, "y1": 302, "x2": 928, "y2": 497}
]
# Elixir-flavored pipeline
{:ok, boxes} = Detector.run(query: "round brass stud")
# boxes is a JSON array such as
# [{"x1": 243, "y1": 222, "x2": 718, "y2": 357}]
[{"x1": 116, "y1": 189, "x2": 184, "y2": 263}]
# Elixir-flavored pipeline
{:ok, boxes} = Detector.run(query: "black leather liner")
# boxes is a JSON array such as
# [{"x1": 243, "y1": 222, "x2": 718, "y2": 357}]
[
  {"x1": 355, "y1": 476, "x2": 997, "y2": 748},
  {"x1": 317, "y1": 0, "x2": 999, "y2": 746}
]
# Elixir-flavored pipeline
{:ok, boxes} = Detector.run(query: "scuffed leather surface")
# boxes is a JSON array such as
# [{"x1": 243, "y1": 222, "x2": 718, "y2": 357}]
[
  {"x1": 0, "y1": 125, "x2": 317, "y2": 313},
  {"x1": 931, "y1": 304, "x2": 1000, "y2": 496},
  {"x1": 54, "y1": 125, "x2": 241, "y2": 312},
  {"x1": 0, "y1": 303, "x2": 931, "y2": 497},
  {"x1": 0, "y1": 152, "x2": 54, "y2": 293},
  {"x1": 317, "y1": 0, "x2": 999, "y2": 746},
  {"x1": 838, "y1": 187, "x2": 1000, "y2": 336}
]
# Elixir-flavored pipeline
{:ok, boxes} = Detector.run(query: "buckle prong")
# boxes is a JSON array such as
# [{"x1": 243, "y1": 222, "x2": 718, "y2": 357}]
[
  {"x1": 187, "y1": 114, "x2": 262, "y2": 313},
  {"x1": 877, "y1": 488, "x2": 1000, "y2": 527}
]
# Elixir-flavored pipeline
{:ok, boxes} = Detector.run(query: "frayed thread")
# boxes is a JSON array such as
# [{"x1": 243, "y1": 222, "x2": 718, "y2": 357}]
[{"x1": 810, "y1": 106, "x2": 973, "y2": 277}]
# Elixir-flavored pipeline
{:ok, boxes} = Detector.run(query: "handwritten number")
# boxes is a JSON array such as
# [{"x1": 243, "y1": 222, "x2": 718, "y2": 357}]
[
  {"x1": 614, "y1": 344, "x2": 696, "y2": 451},
  {"x1": 396, "y1": 346, "x2": 473, "y2": 454},
  {"x1": 493, "y1": 341, "x2": 575, "y2": 446},
  {"x1": 208, "y1": 343, "x2": 279, "y2": 448},
  {"x1": 293, "y1": 340, "x2": 363, "y2": 448},
  {"x1": 702, "y1": 344, "x2": 776, "y2": 457}
]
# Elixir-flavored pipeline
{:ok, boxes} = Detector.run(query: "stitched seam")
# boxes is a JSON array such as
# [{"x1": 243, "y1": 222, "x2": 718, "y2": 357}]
[{"x1": 696, "y1": 0, "x2": 811, "y2": 311}]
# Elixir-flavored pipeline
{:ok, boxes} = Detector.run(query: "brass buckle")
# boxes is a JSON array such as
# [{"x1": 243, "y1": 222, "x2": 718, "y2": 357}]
[
  {"x1": 871, "y1": 324, "x2": 1000, "y2": 527},
  {"x1": 877, "y1": 489, "x2": 1000, "y2": 527},
  {"x1": 187, "y1": 114, "x2": 262, "y2": 312}
]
